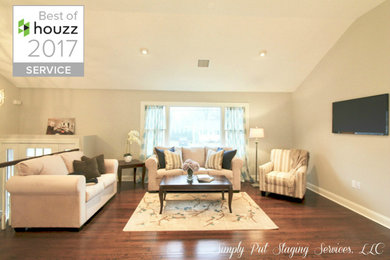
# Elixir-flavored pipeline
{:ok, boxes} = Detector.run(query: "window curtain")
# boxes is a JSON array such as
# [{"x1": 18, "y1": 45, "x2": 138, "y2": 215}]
[
  {"x1": 224, "y1": 107, "x2": 252, "y2": 182},
  {"x1": 141, "y1": 105, "x2": 166, "y2": 160}
]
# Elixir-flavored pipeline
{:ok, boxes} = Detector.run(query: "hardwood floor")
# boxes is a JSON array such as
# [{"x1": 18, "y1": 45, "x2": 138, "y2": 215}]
[{"x1": 1, "y1": 182, "x2": 389, "y2": 259}]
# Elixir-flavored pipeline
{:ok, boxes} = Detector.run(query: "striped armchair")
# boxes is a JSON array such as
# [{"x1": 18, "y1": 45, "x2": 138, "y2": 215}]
[{"x1": 259, "y1": 149, "x2": 309, "y2": 199}]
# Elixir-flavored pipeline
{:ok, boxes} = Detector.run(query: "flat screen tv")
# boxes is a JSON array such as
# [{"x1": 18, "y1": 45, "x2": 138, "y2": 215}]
[{"x1": 332, "y1": 94, "x2": 389, "y2": 135}]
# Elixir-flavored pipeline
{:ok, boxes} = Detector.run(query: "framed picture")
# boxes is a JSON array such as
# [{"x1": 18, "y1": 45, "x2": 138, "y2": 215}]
[{"x1": 46, "y1": 118, "x2": 75, "y2": 135}]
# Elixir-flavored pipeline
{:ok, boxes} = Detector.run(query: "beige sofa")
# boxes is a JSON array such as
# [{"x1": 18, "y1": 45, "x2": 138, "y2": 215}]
[
  {"x1": 146, "y1": 147, "x2": 243, "y2": 191},
  {"x1": 5, "y1": 151, "x2": 118, "y2": 229}
]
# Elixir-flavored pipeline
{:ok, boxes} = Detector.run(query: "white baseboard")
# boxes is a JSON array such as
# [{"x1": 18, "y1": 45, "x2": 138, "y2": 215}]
[{"x1": 307, "y1": 183, "x2": 390, "y2": 230}]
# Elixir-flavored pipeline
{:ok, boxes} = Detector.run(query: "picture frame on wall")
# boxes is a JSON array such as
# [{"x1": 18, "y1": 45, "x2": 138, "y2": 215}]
[{"x1": 46, "y1": 118, "x2": 76, "y2": 135}]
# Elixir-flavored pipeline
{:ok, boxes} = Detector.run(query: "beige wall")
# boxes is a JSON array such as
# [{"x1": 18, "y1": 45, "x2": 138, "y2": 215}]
[
  {"x1": 292, "y1": 1, "x2": 390, "y2": 218},
  {"x1": 18, "y1": 89, "x2": 293, "y2": 176}
]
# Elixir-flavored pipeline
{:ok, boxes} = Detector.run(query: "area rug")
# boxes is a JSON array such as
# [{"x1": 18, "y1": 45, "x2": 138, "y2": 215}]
[{"x1": 123, "y1": 192, "x2": 278, "y2": 231}]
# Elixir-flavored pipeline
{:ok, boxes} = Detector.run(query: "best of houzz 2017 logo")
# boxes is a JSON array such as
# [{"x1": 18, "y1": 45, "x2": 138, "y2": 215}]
[
  {"x1": 13, "y1": 6, "x2": 84, "y2": 77},
  {"x1": 18, "y1": 19, "x2": 30, "y2": 36}
]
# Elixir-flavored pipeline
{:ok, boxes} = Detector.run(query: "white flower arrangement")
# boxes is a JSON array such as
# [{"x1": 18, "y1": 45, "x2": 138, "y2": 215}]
[{"x1": 124, "y1": 130, "x2": 141, "y2": 156}]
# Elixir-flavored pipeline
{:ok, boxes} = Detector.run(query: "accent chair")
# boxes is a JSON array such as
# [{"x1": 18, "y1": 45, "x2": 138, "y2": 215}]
[{"x1": 259, "y1": 149, "x2": 309, "y2": 199}]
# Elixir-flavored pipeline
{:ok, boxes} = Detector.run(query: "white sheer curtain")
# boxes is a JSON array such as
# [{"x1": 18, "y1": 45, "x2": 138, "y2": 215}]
[
  {"x1": 141, "y1": 105, "x2": 166, "y2": 159},
  {"x1": 224, "y1": 107, "x2": 252, "y2": 181}
]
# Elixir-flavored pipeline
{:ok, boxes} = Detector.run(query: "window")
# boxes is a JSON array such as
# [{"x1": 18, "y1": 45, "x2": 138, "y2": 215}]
[
  {"x1": 26, "y1": 147, "x2": 52, "y2": 157},
  {"x1": 141, "y1": 102, "x2": 249, "y2": 158},
  {"x1": 169, "y1": 107, "x2": 221, "y2": 147}
]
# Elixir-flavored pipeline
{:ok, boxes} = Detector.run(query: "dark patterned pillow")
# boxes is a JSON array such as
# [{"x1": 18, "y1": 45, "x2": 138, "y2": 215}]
[
  {"x1": 217, "y1": 148, "x2": 237, "y2": 170},
  {"x1": 81, "y1": 154, "x2": 106, "y2": 174},
  {"x1": 73, "y1": 157, "x2": 101, "y2": 180},
  {"x1": 155, "y1": 147, "x2": 175, "y2": 169}
]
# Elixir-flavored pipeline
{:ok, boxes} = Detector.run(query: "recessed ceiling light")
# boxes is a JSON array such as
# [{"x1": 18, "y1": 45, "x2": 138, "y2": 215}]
[
  {"x1": 140, "y1": 48, "x2": 149, "y2": 55},
  {"x1": 259, "y1": 50, "x2": 267, "y2": 57}
]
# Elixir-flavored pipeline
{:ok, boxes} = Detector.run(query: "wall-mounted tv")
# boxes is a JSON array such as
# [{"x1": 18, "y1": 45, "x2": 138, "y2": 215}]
[{"x1": 332, "y1": 94, "x2": 389, "y2": 135}]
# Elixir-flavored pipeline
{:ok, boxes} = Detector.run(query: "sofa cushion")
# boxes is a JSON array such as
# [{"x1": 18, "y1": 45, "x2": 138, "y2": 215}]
[
  {"x1": 156, "y1": 168, "x2": 185, "y2": 177},
  {"x1": 69, "y1": 172, "x2": 98, "y2": 183},
  {"x1": 205, "y1": 150, "x2": 224, "y2": 170},
  {"x1": 16, "y1": 157, "x2": 44, "y2": 176},
  {"x1": 182, "y1": 147, "x2": 206, "y2": 167},
  {"x1": 73, "y1": 157, "x2": 101, "y2": 179},
  {"x1": 271, "y1": 149, "x2": 292, "y2": 172},
  {"x1": 164, "y1": 150, "x2": 183, "y2": 170},
  {"x1": 155, "y1": 147, "x2": 174, "y2": 169},
  {"x1": 85, "y1": 182, "x2": 104, "y2": 202},
  {"x1": 217, "y1": 148, "x2": 237, "y2": 170},
  {"x1": 82, "y1": 154, "x2": 106, "y2": 174},
  {"x1": 265, "y1": 171, "x2": 295, "y2": 187},
  {"x1": 60, "y1": 151, "x2": 84, "y2": 173},
  {"x1": 19, "y1": 155, "x2": 69, "y2": 176},
  {"x1": 97, "y1": 173, "x2": 116, "y2": 188},
  {"x1": 40, "y1": 155, "x2": 69, "y2": 175},
  {"x1": 196, "y1": 167, "x2": 233, "y2": 179}
]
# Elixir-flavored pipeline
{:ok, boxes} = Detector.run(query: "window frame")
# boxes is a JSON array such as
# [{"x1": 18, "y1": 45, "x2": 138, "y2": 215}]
[{"x1": 140, "y1": 102, "x2": 250, "y2": 147}]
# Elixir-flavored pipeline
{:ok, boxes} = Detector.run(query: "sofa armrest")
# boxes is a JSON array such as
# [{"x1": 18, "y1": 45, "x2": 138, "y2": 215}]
[
  {"x1": 259, "y1": 161, "x2": 273, "y2": 190},
  {"x1": 231, "y1": 157, "x2": 243, "y2": 190},
  {"x1": 259, "y1": 161, "x2": 273, "y2": 174},
  {"x1": 146, "y1": 155, "x2": 158, "y2": 191},
  {"x1": 6, "y1": 175, "x2": 85, "y2": 195},
  {"x1": 145, "y1": 155, "x2": 158, "y2": 170},
  {"x1": 104, "y1": 159, "x2": 118, "y2": 174},
  {"x1": 295, "y1": 165, "x2": 307, "y2": 175},
  {"x1": 231, "y1": 157, "x2": 243, "y2": 170},
  {"x1": 294, "y1": 165, "x2": 307, "y2": 198}
]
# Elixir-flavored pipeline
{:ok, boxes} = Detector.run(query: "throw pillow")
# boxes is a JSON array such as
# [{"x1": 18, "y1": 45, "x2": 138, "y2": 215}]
[
  {"x1": 164, "y1": 150, "x2": 182, "y2": 170},
  {"x1": 73, "y1": 157, "x2": 101, "y2": 180},
  {"x1": 155, "y1": 147, "x2": 174, "y2": 169},
  {"x1": 217, "y1": 148, "x2": 237, "y2": 170},
  {"x1": 69, "y1": 172, "x2": 99, "y2": 184},
  {"x1": 81, "y1": 154, "x2": 106, "y2": 174},
  {"x1": 205, "y1": 149, "x2": 224, "y2": 170}
]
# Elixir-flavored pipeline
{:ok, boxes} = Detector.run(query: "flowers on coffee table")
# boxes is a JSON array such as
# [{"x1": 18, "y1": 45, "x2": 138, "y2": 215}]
[{"x1": 183, "y1": 159, "x2": 200, "y2": 183}]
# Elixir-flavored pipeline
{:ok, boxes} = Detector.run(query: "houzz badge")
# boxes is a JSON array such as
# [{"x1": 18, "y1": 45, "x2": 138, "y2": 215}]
[{"x1": 13, "y1": 6, "x2": 84, "y2": 77}]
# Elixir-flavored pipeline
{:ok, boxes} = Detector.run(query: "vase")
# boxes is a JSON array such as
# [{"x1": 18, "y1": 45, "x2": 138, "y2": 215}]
[
  {"x1": 124, "y1": 155, "x2": 132, "y2": 163},
  {"x1": 187, "y1": 168, "x2": 193, "y2": 183}
]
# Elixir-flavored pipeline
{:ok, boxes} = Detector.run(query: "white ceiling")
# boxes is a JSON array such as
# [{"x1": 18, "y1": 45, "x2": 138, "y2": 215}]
[{"x1": 0, "y1": 0, "x2": 385, "y2": 92}]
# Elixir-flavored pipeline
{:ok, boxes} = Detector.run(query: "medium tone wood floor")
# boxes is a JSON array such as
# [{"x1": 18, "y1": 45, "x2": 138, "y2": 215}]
[{"x1": 1, "y1": 182, "x2": 389, "y2": 259}]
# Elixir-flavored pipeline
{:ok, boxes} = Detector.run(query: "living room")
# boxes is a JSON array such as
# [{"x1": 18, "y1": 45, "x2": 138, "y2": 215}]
[{"x1": 0, "y1": 0, "x2": 390, "y2": 259}]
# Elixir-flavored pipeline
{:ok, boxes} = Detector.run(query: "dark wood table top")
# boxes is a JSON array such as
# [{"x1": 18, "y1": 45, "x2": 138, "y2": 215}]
[
  {"x1": 118, "y1": 159, "x2": 145, "y2": 167},
  {"x1": 160, "y1": 175, "x2": 232, "y2": 189}
]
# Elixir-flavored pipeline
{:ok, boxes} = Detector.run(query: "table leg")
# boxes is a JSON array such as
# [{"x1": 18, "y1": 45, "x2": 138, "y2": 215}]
[
  {"x1": 222, "y1": 190, "x2": 225, "y2": 200},
  {"x1": 228, "y1": 186, "x2": 233, "y2": 213},
  {"x1": 142, "y1": 166, "x2": 146, "y2": 186},
  {"x1": 163, "y1": 191, "x2": 167, "y2": 200},
  {"x1": 159, "y1": 189, "x2": 164, "y2": 214},
  {"x1": 117, "y1": 167, "x2": 122, "y2": 193},
  {"x1": 133, "y1": 167, "x2": 137, "y2": 184}
]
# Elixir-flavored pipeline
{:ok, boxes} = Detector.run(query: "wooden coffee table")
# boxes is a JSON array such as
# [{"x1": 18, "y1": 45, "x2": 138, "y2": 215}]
[{"x1": 159, "y1": 175, "x2": 233, "y2": 214}]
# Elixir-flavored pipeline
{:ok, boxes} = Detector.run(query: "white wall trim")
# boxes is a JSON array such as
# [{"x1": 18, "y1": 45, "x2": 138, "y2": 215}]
[{"x1": 307, "y1": 183, "x2": 390, "y2": 229}]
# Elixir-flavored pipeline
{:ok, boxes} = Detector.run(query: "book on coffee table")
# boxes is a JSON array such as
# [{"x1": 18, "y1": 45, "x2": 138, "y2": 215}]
[{"x1": 196, "y1": 174, "x2": 214, "y2": 183}]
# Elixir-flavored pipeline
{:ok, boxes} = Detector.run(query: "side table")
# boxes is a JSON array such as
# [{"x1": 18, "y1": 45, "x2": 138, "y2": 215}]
[{"x1": 117, "y1": 159, "x2": 146, "y2": 192}]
